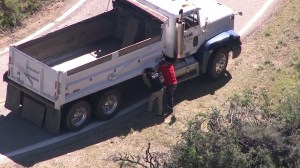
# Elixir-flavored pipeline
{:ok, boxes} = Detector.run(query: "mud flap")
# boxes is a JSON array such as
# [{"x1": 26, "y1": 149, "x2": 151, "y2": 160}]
[
  {"x1": 21, "y1": 96, "x2": 61, "y2": 133},
  {"x1": 21, "y1": 96, "x2": 45, "y2": 127},
  {"x1": 5, "y1": 84, "x2": 21, "y2": 113},
  {"x1": 4, "y1": 76, "x2": 61, "y2": 133},
  {"x1": 44, "y1": 106, "x2": 61, "y2": 134}
]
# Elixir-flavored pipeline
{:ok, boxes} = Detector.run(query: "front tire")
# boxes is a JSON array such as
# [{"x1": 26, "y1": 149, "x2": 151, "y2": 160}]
[
  {"x1": 207, "y1": 48, "x2": 229, "y2": 79},
  {"x1": 63, "y1": 100, "x2": 91, "y2": 132},
  {"x1": 93, "y1": 89, "x2": 122, "y2": 120}
]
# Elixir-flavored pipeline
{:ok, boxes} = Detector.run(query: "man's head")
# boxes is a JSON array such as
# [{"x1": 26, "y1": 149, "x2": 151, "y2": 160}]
[
  {"x1": 164, "y1": 56, "x2": 176, "y2": 64},
  {"x1": 144, "y1": 67, "x2": 156, "y2": 73}
]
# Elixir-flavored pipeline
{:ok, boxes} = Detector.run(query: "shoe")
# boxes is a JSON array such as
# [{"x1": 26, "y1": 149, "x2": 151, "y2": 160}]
[{"x1": 166, "y1": 107, "x2": 173, "y2": 114}]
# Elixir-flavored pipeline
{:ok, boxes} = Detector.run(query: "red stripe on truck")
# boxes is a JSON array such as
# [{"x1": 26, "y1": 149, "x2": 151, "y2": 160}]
[{"x1": 73, "y1": 89, "x2": 80, "y2": 93}]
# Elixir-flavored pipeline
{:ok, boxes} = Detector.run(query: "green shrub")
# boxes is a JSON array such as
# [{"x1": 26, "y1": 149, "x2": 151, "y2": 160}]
[
  {"x1": 165, "y1": 91, "x2": 300, "y2": 168},
  {"x1": 0, "y1": 0, "x2": 44, "y2": 29},
  {"x1": 0, "y1": 0, "x2": 21, "y2": 28},
  {"x1": 277, "y1": 87, "x2": 300, "y2": 125}
]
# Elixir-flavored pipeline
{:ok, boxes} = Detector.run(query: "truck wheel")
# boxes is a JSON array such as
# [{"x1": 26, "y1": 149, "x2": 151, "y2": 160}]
[
  {"x1": 63, "y1": 101, "x2": 91, "y2": 132},
  {"x1": 93, "y1": 89, "x2": 122, "y2": 120},
  {"x1": 207, "y1": 48, "x2": 229, "y2": 79}
]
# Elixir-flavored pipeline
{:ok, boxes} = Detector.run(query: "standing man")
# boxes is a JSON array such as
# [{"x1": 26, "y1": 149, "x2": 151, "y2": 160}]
[
  {"x1": 158, "y1": 58, "x2": 177, "y2": 113},
  {"x1": 143, "y1": 67, "x2": 164, "y2": 116}
]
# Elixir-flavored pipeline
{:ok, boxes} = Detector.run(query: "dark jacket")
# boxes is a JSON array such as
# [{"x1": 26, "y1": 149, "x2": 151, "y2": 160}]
[{"x1": 145, "y1": 68, "x2": 163, "y2": 92}]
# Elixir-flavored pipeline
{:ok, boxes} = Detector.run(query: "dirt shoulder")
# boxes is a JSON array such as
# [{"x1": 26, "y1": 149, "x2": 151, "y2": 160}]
[
  {"x1": 3, "y1": 0, "x2": 298, "y2": 167},
  {"x1": 0, "y1": 0, "x2": 79, "y2": 49}
]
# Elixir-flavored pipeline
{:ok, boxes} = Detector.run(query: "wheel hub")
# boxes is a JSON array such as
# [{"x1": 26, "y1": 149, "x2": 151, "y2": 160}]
[
  {"x1": 71, "y1": 107, "x2": 87, "y2": 126},
  {"x1": 215, "y1": 54, "x2": 227, "y2": 74},
  {"x1": 102, "y1": 95, "x2": 118, "y2": 115}
]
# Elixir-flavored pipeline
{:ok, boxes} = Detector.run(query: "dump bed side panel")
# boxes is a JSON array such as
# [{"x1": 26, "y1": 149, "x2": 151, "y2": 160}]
[
  {"x1": 8, "y1": 46, "x2": 60, "y2": 102},
  {"x1": 64, "y1": 37, "x2": 163, "y2": 103}
]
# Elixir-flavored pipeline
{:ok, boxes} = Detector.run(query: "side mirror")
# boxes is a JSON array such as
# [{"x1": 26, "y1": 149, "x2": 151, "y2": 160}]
[{"x1": 235, "y1": 11, "x2": 243, "y2": 16}]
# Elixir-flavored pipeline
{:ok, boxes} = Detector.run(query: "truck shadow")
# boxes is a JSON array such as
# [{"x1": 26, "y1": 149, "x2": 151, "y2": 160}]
[
  {"x1": 175, "y1": 71, "x2": 232, "y2": 103},
  {"x1": 0, "y1": 72, "x2": 231, "y2": 167}
]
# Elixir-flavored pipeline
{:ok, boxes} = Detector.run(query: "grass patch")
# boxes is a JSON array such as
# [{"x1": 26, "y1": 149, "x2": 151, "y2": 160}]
[
  {"x1": 251, "y1": 0, "x2": 300, "y2": 98},
  {"x1": 263, "y1": 29, "x2": 271, "y2": 37},
  {"x1": 270, "y1": 71, "x2": 298, "y2": 99},
  {"x1": 289, "y1": 48, "x2": 300, "y2": 73}
]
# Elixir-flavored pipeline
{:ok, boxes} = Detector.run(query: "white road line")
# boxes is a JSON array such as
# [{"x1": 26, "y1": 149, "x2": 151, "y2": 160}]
[
  {"x1": 238, "y1": 0, "x2": 276, "y2": 37},
  {"x1": 0, "y1": 98, "x2": 147, "y2": 165},
  {"x1": 0, "y1": 100, "x2": 4, "y2": 106},
  {"x1": 55, "y1": 0, "x2": 86, "y2": 22},
  {"x1": 16, "y1": 0, "x2": 86, "y2": 46},
  {"x1": 0, "y1": 0, "x2": 87, "y2": 56},
  {"x1": 0, "y1": 48, "x2": 8, "y2": 56}
]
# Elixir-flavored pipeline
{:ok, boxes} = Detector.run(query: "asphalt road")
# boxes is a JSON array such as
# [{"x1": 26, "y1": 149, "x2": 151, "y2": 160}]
[{"x1": 0, "y1": 0, "x2": 280, "y2": 165}]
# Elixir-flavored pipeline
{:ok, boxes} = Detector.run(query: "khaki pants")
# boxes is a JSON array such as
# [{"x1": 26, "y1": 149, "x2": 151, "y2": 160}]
[{"x1": 146, "y1": 89, "x2": 164, "y2": 114}]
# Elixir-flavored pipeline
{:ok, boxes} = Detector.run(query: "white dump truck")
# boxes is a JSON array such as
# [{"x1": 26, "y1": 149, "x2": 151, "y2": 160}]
[{"x1": 3, "y1": 0, "x2": 242, "y2": 133}]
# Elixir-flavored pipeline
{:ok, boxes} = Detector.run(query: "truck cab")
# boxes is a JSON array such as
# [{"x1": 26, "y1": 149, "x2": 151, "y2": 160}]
[{"x1": 139, "y1": 0, "x2": 241, "y2": 80}]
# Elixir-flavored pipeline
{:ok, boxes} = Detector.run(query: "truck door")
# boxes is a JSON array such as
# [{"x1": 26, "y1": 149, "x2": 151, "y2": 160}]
[{"x1": 183, "y1": 11, "x2": 206, "y2": 56}]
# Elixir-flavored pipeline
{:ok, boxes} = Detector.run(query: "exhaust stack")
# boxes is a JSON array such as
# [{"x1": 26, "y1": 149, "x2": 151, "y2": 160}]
[{"x1": 176, "y1": 9, "x2": 184, "y2": 60}]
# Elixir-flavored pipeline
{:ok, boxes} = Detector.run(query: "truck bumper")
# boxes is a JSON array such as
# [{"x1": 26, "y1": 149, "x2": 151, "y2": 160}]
[
  {"x1": 228, "y1": 30, "x2": 242, "y2": 59},
  {"x1": 3, "y1": 72, "x2": 61, "y2": 134}
]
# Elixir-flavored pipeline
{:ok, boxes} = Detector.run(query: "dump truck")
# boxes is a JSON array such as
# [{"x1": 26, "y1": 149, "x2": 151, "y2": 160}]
[{"x1": 3, "y1": 0, "x2": 242, "y2": 133}]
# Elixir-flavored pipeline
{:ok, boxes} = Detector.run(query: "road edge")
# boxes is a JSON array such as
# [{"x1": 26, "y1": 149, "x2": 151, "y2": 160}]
[{"x1": 238, "y1": 0, "x2": 283, "y2": 41}]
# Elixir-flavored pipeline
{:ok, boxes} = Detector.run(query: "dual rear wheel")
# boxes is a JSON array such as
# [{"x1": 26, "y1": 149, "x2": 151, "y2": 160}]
[{"x1": 63, "y1": 89, "x2": 122, "y2": 132}]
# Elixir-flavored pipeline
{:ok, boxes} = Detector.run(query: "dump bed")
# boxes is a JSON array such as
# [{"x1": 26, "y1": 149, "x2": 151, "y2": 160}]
[{"x1": 7, "y1": 0, "x2": 167, "y2": 109}]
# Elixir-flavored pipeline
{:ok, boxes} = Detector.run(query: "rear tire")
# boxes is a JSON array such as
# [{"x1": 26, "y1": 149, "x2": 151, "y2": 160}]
[
  {"x1": 207, "y1": 48, "x2": 229, "y2": 79},
  {"x1": 63, "y1": 100, "x2": 91, "y2": 132},
  {"x1": 93, "y1": 89, "x2": 122, "y2": 120}
]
